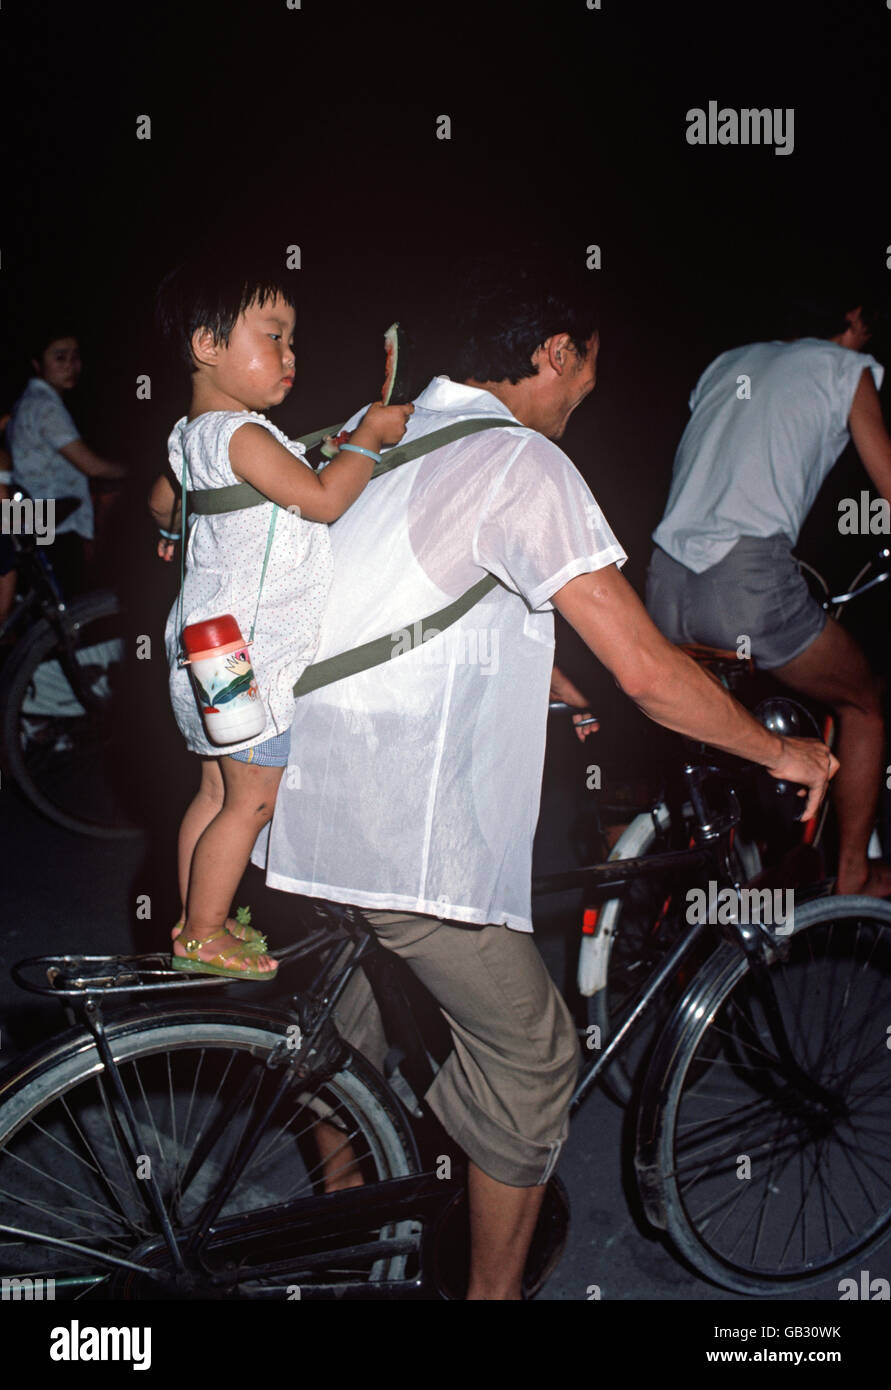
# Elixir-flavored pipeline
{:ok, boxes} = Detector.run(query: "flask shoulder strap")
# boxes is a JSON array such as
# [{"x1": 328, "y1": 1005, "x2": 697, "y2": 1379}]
[{"x1": 175, "y1": 442, "x2": 279, "y2": 657}]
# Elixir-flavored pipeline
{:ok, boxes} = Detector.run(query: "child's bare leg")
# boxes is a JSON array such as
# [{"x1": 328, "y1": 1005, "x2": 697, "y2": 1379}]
[
  {"x1": 173, "y1": 757, "x2": 282, "y2": 974},
  {"x1": 313, "y1": 1120, "x2": 365, "y2": 1192},
  {"x1": 175, "y1": 758, "x2": 224, "y2": 922}
]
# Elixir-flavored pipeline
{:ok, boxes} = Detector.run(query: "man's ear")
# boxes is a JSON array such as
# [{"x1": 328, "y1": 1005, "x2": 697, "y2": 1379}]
[
  {"x1": 539, "y1": 333, "x2": 574, "y2": 375},
  {"x1": 190, "y1": 326, "x2": 220, "y2": 369}
]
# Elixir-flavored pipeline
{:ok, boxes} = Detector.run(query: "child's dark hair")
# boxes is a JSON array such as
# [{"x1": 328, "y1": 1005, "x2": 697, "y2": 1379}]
[
  {"x1": 156, "y1": 250, "x2": 297, "y2": 372},
  {"x1": 30, "y1": 326, "x2": 79, "y2": 367}
]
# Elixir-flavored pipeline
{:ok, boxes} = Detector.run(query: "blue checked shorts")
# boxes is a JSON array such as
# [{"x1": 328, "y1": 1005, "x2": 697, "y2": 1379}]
[{"x1": 229, "y1": 727, "x2": 291, "y2": 767}]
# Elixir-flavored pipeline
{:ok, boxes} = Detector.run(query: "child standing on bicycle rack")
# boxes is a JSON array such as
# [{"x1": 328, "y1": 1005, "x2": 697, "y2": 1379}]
[{"x1": 149, "y1": 254, "x2": 413, "y2": 980}]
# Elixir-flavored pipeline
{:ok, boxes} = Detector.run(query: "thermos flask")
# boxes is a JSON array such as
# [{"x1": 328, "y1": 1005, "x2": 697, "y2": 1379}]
[{"x1": 181, "y1": 614, "x2": 266, "y2": 745}]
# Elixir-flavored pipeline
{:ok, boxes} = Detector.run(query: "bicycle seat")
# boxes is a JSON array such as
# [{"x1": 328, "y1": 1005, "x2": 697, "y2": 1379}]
[{"x1": 680, "y1": 643, "x2": 754, "y2": 681}]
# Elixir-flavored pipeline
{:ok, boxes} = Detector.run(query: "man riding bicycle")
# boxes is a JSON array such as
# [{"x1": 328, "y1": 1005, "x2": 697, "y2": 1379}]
[
  {"x1": 255, "y1": 249, "x2": 834, "y2": 1299},
  {"x1": 646, "y1": 293, "x2": 891, "y2": 898}
]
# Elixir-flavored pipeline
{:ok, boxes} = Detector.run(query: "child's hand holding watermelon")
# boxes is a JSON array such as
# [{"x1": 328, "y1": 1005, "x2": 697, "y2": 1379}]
[
  {"x1": 323, "y1": 401, "x2": 413, "y2": 457},
  {"x1": 359, "y1": 401, "x2": 415, "y2": 447}
]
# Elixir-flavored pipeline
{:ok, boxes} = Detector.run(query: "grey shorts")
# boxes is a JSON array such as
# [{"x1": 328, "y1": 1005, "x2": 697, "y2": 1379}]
[
  {"x1": 645, "y1": 537, "x2": 827, "y2": 670},
  {"x1": 333, "y1": 910, "x2": 580, "y2": 1187}
]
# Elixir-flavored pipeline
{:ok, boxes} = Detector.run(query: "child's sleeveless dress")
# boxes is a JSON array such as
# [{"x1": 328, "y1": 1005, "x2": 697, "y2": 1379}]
[{"x1": 163, "y1": 411, "x2": 334, "y2": 757}]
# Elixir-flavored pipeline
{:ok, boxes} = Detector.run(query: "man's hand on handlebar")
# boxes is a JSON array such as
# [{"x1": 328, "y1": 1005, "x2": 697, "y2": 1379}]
[
  {"x1": 764, "y1": 736, "x2": 839, "y2": 821},
  {"x1": 549, "y1": 663, "x2": 599, "y2": 742}
]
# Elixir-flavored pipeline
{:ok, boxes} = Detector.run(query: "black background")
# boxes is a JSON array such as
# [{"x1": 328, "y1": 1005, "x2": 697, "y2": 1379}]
[{"x1": 4, "y1": 0, "x2": 890, "y2": 744}]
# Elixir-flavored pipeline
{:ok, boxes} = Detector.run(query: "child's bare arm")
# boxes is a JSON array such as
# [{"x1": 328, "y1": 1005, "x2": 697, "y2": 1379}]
[
  {"x1": 149, "y1": 473, "x2": 181, "y2": 561},
  {"x1": 149, "y1": 473, "x2": 180, "y2": 529},
  {"x1": 229, "y1": 403, "x2": 414, "y2": 524}
]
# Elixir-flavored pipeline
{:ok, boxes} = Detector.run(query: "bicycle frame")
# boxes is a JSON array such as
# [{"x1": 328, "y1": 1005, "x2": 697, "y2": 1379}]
[{"x1": 8, "y1": 755, "x2": 816, "y2": 1298}]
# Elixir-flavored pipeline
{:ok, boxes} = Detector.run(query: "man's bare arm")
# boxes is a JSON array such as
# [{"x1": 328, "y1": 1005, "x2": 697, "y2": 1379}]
[
  {"x1": 552, "y1": 566, "x2": 836, "y2": 818},
  {"x1": 849, "y1": 368, "x2": 891, "y2": 503}
]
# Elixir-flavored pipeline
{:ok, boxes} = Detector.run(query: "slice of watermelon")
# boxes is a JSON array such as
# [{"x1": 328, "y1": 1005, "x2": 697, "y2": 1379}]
[
  {"x1": 320, "y1": 322, "x2": 406, "y2": 458},
  {"x1": 319, "y1": 426, "x2": 353, "y2": 460},
  {"x1": 381, "y1": 322, "x2": 400, "y2": 404}
]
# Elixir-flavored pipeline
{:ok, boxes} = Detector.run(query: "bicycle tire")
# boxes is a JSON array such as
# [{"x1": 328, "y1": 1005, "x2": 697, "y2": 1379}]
[
  {"x1": 0, "y1": 1002, "x2": 420, "y2": 1298},
  {"x1": 0, "y1": 589, "x2": 141, "y2": 840},
  {"x1": 636, "y1": 895, "x2": 891, "y2": 1294},
  {"x1": 580, "y1": 804, "x2": 760, "y2": 1105}
]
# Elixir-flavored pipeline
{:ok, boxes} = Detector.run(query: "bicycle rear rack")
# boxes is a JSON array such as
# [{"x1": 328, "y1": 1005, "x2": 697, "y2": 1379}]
[
  {"x1": 11, "y1": 902, "x2": 364, "y2": 1000},
  {"x1": 12, "y1": 952, "x2": 231, "y2": 998}
]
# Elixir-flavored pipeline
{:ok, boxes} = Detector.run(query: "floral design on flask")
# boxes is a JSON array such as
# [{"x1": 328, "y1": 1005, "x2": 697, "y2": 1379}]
[{"x1": 193, "y1": 649, "x2": 259, "y2": 713}]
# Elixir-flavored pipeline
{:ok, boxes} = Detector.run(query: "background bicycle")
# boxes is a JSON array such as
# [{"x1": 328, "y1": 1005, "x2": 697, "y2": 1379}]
[
  {"x1": 570, "y1": 547, "x2": 891, "y2": 1106},
  {"x1": 0, "y1": 485, "x2": 140, "y2": 840}
]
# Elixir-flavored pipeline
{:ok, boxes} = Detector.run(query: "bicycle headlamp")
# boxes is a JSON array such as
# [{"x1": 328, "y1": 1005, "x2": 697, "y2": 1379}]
[{"x1": 753, "y1": 696, "x2": 823, "y2": 827}]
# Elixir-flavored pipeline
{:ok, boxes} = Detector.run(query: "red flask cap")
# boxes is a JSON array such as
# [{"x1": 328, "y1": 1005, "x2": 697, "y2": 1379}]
[{"x1": 182, "y1": 614, "x2": 245, "y2": 655}]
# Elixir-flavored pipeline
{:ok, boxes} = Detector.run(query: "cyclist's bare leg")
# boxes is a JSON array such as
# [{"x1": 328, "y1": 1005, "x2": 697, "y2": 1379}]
[
  {"x1": 465, "y1": 1162, "x2": 546, "y2": 1301},
  {"x1": 310, "y1": 1136, "x2": 545, "y2": 1296},
  {"x1": 313, "y1": 1120, "x2": 365, "y2": 1191},
  {"x1": 172, "y1": 756, "x2": 280, "y2": 972},
  {"x1": 773, "y1": 616, "x2": 891, "y2": 897}
]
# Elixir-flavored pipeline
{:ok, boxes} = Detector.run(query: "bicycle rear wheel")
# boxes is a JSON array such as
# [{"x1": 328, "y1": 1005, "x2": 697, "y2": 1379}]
[
  {"x1": 0, "y1": 589, "x2": 140, "y2": 839},
  {"x1": 636, "y1": 896, "x2": 891, "y2": 1293},
  {"x1": 0, "y1": 1003, "x2": 419, "y2": 1298}
]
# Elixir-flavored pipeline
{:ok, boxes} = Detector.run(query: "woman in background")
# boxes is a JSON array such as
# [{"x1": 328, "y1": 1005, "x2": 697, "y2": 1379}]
[{"x1": 6, "y1": 331, "x2": 125, "y2": 597}]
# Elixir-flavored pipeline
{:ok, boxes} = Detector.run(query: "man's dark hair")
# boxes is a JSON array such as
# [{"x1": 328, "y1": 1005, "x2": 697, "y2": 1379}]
[
  {"x1": 780, "y1": 290, "x2": 888, "y2": 343},
  {"x1": 437, "y1": 246, "x2": 599, "y2": 385},
  {"x1": 156, "y1": 250, "x2": 297, "y2": 372}
]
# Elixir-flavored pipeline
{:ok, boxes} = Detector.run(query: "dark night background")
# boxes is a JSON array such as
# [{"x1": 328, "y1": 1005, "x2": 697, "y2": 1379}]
[
  {"x1": 4, "y1": 1, "x2": 890, "y2": 752},
  {"x1": 1, "y1": 0, "x2": 890, "y2": 1316}
]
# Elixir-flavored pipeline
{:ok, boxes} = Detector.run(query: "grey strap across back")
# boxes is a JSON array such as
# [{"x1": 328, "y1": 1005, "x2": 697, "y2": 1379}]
[{"x1": 187, "y1": 417, "x2": 513, "y2": 515}]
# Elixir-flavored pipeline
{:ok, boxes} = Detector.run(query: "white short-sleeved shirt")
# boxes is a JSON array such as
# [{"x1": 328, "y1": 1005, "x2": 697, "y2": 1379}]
[
  {"x1": 652, "y1": 339, "x2": 884, "y2": 573},
  {"x1": 253, "y1": 376, "x2": 626, "y2": 932},
  {"x1": 6, "y1": 378, "x2": 88, "y2": 537},
  {"x1": 163, "y1": 411, "x2": 334, "y2": 757}
]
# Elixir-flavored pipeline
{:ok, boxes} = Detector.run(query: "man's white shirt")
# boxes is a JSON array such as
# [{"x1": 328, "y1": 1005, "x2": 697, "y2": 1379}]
[{"x1": 254, "y1": 376, "x2": 625, "y2": 931}]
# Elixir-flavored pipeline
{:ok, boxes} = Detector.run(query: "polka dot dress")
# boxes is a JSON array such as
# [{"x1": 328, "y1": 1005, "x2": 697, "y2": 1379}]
[{"x1": 163, "y1": 411, "x2": 334, "y2": 757}]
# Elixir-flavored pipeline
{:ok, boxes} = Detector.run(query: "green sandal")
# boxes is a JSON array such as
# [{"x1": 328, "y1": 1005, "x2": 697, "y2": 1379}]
[
  {"x1": 172, "y1": 906, "x2": 269, "y2": 953},
  {"x1": 171, "y1": 929, "x2": 278, "y2": 981}
]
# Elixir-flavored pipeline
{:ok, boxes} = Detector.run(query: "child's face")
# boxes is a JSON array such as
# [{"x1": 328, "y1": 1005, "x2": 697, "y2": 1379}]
[
  {"x1": 211, "y1": 295, "x2": 296, "y2": 410},
  {"x1": 35, "y1": 338, "x2": 81, "y2": 392}
]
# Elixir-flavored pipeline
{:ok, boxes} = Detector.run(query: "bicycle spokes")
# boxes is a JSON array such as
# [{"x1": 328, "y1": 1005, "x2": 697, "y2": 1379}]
[
  {"x1": 0, "y1": 1035, "x2": 417, "y2": 1297},
  {"x1": 668, "y1": 913, "x2": 891, "y2": 1281}
]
